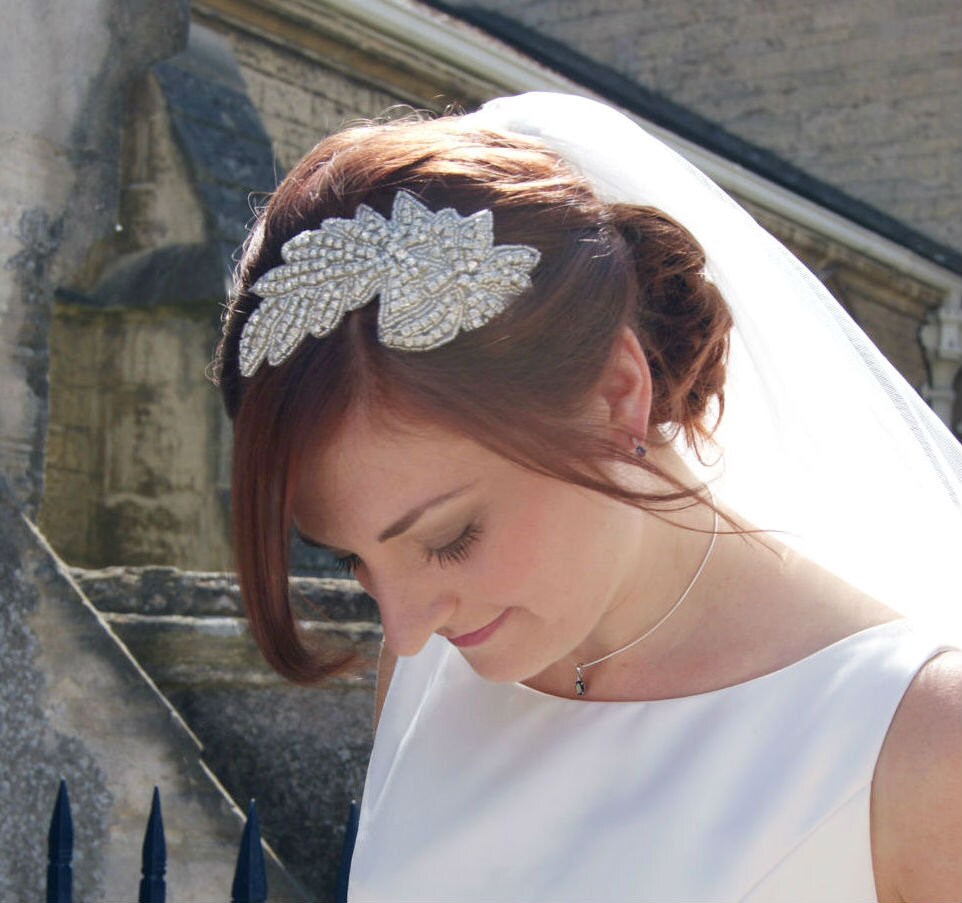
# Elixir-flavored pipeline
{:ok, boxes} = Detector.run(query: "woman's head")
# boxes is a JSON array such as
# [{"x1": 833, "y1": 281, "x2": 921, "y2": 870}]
[{"x1": 214, "y1": 114, "x2": 732, "y2": 683}]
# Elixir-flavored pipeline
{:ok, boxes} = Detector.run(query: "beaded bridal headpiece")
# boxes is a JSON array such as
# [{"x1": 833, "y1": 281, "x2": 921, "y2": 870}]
[{"x1": 238, "y1": 190, "x2": 541, "y2": 376}]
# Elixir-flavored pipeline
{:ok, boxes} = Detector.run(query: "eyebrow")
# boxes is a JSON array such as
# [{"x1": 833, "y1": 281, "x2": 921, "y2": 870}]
[
  {"x1": 295, "y1": 482, "x2": 476, "y2": 552},
  {"x1": 376, "y1": 483, "x2": 475, "y2": 542}
]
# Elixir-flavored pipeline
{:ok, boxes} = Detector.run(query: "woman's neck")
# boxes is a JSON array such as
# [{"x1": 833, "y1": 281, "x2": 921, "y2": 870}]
[{"x1": 523, "y1": 443, "x2": 725, "y2": 698}]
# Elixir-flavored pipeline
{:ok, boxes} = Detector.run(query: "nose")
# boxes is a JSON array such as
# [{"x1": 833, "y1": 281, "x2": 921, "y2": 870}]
[{"x1": 364, "y1": 572, "x2": 456, "y2": 657}]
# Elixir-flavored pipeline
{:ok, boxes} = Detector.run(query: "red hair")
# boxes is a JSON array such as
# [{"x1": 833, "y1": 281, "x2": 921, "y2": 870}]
[{"x1": 214, "y1": 116, "x2": 732, "y2": 683}]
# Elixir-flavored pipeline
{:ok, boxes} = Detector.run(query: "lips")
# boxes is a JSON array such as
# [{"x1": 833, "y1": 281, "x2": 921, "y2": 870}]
[{"x1": 446, "y1": 609, "x2": 510, "y2": 648}]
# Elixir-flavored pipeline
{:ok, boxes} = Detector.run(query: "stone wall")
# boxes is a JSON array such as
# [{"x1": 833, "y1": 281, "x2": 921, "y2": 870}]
[
  {"x1": 36, "y1": 15, "x2": 425, "y2": 572},
  {"x1": 0, "y1": 0, "x2": 189, "y2": 518},
  {"x1": 37, "y1": 22, "x2": 275, "y2": 571},
  {"x1": 1, "y1": 5, "x2": 312, "y2": 899},
  {"x1": 436, "y1": 0, "x2": 962, "y2": 250}
]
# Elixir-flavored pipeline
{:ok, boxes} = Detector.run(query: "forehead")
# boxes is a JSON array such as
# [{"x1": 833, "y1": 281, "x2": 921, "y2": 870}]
[{"x1": 291, "y1": 408, "x2": 496, "y2": 536}]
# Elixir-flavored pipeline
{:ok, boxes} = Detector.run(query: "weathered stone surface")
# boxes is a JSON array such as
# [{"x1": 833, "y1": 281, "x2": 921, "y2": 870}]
[
  {"x1": 0, "y1": 476, "x2": 309, "y2": 902},
  {"x1": 73, "y1": 565, "x2": 378, "y2": 621},
  {"x1": 168, "y1": 683, "x2": 374, "y2": 901},
  {"x1": 225, "y1": 24, "x2": 411, "y2": 170},
  {"x1": 70, "y1": 564, "x2": 381, "y2": 899},
  {"x1": 155, "y1": 62, "x2": 278, "y2": 214},
  {"x1": 39, "y1": 303, "x2": 233, "y2": 570},
  {"x1": 89, "y1": 242, "x2": 231, "y2": 310},
  {"x1": 0, "y1": 0, "x2": 191, "y2": 516},
  {"x1": 103, "y1": 612, "x2": 376, "y2": 687},
  {"x1": 107, "y1": 606, "x2": 380, "y2": 898},
  {"x1": 38, "y1": 24, "x2": 289, "y2": 574},
  {"x1": 0, "y1": 206, "x2": 62, "y2": 519}
]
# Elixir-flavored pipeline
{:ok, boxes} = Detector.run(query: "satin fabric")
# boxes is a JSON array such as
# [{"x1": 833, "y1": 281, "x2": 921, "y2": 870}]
[{"x1": 349, "y1": 620, "x2": 947, "y2": 902}]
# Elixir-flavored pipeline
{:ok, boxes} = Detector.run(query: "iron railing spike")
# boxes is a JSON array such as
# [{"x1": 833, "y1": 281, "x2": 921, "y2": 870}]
[
  {"x1": 139, "y1": 786, "x2": 167, "y2": 903},
  {"x1": 46, "y1": 779, "x2": 73, "y2": 903},
  {"x1": 231, "y1": 799, "x2": 268, "y2": 903},
  {"x1": 334, "y1": 800, "x2": 360, "y2": 903}
]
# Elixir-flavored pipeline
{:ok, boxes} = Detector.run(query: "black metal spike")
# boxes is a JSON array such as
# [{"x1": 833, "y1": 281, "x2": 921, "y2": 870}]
[
  {"x1": 46, "y1": 779, "x2": 73, "y2": 903},
  {"x1": 231, "y1": 799, "x2": 268, "y2": 903},
  {"x1": 333, "y1": 800, "x2": 360, "y2": 903},
  {"x1": 138, "y1": 787, "x2": 167, "y2": 903}
]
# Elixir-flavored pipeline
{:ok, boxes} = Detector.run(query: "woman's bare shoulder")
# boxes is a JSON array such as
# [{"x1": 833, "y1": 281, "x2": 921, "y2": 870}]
[{"x1": 871, "y1": 648, "x2": 962, "y2": 903}]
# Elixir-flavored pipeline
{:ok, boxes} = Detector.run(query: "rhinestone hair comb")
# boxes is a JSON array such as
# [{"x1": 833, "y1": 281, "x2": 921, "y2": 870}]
[{"x1": 238, "y1": 191, "x2": 541, "y2": 376}]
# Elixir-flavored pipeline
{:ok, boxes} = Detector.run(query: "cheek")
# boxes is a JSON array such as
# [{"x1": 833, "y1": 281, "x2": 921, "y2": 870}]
[
  {"x1": 477, "y1": 519, "x2": 544, "y2": 601},
  {"x1": 469, "y1": 485, "x2": 593, "y2": 612}
]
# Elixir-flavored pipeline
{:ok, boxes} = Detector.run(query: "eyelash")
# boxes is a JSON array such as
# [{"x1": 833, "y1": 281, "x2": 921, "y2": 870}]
[
  {"x1": 332, "y1": 521, "x2": 483, "y2": 575},
  {"x1": 332, "y1": 553, "x2": 361, "y2": 576},
  {"x1": 425, "y1": 521, "x2": 483, "y2": 568}
]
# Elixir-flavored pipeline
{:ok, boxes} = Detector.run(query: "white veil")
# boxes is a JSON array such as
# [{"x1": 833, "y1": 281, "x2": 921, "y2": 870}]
[{"x1": 467, "y1": 92, "x2": 962, "y2": 644}]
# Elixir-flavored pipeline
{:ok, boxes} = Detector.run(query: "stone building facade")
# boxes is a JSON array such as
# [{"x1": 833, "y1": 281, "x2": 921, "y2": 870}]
[
  {"x1": 2, "y1": 1, "x2": 959, "y2": 900},
  {"x1": 433, "y1": 0, "x2": 962, "y2": 251},
  {"x1": 36, "y1": 0, "x2": 962, "y2": 574}
]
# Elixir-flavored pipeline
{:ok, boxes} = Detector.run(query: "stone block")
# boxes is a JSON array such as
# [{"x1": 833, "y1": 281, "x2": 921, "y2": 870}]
[{"x1": 40, "y1": 301, "x2": 233, "y2": 571}]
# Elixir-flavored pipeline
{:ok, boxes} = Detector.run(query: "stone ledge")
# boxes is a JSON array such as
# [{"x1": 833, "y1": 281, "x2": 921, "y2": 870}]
[
  {"x1": 103, "y1": 611, "x2": 381, "y2": 690},
  {"x1": 71, "y1": 565, "x2": 379, "y2": 622}
]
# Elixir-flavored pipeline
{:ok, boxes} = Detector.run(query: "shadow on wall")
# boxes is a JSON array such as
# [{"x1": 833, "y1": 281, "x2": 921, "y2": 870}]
[{"x1": 0, "y1": 475, "x2": 311, "y2": 902}]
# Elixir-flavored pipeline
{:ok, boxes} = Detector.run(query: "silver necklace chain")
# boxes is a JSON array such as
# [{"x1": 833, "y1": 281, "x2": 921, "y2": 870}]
[{"x1": 574, "y1": 501, "x2": 719, "y2": 697}]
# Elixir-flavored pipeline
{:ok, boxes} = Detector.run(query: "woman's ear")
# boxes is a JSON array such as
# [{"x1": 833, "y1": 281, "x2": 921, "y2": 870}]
[{"x1": 593, "y1": 325, "x2": 653, "y2": 443}]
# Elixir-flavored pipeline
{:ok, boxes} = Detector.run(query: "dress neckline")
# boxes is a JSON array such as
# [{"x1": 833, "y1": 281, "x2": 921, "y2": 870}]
[{"x1": 478, "y1": 618, "x2": 914, "y2": 707}]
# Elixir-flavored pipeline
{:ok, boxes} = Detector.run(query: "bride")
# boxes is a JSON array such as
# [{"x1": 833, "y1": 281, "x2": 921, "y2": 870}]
[{"x1": 214, "y1": 93, "x2": 961, "y2": 901}]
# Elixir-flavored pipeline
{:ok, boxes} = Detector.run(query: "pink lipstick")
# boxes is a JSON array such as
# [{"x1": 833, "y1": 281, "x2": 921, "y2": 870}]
[{"x1": 447, "y1": 609, "x2": 510, "y2": 648}]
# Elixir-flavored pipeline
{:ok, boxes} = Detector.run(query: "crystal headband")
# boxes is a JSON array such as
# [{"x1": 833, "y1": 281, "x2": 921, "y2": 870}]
[{"x1": 238, "y1": 190, "x2": 541, "y2": 376}]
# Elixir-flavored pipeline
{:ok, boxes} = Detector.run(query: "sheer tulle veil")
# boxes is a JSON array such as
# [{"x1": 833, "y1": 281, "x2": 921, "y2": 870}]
[{"x1": 466, "y1": 92, "x2": 962, "y2": 644}]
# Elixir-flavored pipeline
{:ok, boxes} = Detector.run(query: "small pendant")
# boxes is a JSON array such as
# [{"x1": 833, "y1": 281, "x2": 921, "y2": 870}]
[{"x1": 575, "y1": 665, "x2": 586, "y2": 697}]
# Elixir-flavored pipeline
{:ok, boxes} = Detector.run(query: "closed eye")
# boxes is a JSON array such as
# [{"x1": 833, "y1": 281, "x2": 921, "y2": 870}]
[
  {"x1": 423, "y1": 521, "x2": 482, "y2": 567},
  {"x1": 320, "y1": 522, "x2": 483, "y2": 575}
]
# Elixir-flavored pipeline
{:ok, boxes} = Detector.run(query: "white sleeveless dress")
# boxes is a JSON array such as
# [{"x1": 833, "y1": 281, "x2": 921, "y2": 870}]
[{"x1": 347, "y1": 620, "x2": 948, "y2": 902}]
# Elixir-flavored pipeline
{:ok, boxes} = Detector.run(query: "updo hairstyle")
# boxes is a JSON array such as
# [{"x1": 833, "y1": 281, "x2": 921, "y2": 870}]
[{"x1": 214, "y1": 114, "x2": 732, "y2": 683}]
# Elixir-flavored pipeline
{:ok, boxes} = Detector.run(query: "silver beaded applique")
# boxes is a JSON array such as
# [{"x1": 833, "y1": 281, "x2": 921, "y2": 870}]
[{"x1": 238, "y1": 190, "x2": 541, "y2": 376}]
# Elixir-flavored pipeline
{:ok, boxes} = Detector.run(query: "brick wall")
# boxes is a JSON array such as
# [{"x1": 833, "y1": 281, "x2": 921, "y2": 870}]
[{"x1": 440, "y1": 0, "x2": 962, "y2": 250}]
